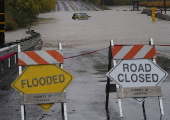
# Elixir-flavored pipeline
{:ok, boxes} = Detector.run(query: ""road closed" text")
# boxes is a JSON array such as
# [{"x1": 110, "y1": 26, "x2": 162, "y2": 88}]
[{"x1": 117, "y1": 63, "x2": 159, "y2": 82}]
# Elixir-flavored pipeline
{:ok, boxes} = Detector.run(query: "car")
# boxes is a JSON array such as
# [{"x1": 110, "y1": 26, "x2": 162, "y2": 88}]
[{"x1": 72, "y1": 13, "x2": 91, "y2": 20}]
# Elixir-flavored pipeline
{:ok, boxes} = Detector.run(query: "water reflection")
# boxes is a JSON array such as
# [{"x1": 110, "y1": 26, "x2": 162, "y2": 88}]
[
  {"x1": 105, "y1": 108, "x2": 110, "y2": 120},
  {"x1": 160, "y1": 115, "x2": 162, "y2": 120}
]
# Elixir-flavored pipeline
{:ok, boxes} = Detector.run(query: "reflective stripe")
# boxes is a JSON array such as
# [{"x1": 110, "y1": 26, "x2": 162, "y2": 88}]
[
  {"x1": 112, "y1": 45, "x2": 156, "y2": 59},
  {"x1": 0, "y1": 30, "x2": 5, "y2": 32},
  {"x1": 18, "y1": 50, "x2": 64, "y2": 66},
  {"x1": 0, "y1": 13, "x2": 5, "y2": 15}
]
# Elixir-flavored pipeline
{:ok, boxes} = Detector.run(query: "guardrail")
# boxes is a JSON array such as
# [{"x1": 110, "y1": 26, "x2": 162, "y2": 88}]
[{"x1": 0, "y1": 30, "x2": 41, "y2": 82}]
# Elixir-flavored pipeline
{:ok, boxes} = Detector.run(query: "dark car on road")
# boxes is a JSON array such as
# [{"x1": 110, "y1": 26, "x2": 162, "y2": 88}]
[{"x1": 72, "y1": 13, "x2": 91, "y2": 20}]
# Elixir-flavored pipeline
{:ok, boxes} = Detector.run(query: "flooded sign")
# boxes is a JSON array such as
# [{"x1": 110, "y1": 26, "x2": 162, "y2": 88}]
[
  {"x1": 106, "y1": 59, "x2": 168, "y2": 88},
  {"x1": 11, "y1": 64, "x2": 74, "y2": 111}
]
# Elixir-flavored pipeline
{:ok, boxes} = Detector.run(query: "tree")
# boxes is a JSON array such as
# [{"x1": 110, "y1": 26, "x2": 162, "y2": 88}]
[{"x1": 5, "y1": 0, "x2": 57, "y2": 29}]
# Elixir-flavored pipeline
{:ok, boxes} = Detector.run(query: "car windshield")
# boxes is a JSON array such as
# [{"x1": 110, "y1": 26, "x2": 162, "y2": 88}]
[{"x1": 75, "y1": 13, "x2": 88, "y2": 16}]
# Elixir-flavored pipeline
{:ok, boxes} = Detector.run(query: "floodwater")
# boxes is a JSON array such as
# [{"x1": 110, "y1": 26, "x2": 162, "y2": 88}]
[
  {"x1": 4, "y1": 5, "x2": 170, "y2": 120},
  {"x1": 6, "y1": 6, "x2": 170, "y2": 51}
]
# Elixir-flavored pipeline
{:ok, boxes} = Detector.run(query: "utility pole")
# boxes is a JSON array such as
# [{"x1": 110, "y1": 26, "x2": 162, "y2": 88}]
[
  {"x1": 0, "y1": 0, "x2": 5, "y2": 46},
  {"x1": 164, "y1": 0, "x2": 166, "y2": 14}
]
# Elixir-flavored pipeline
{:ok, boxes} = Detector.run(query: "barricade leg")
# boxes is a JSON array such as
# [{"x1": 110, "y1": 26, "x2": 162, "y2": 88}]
[
  {"x1": 105, "y1": 80, "x2": 110, "y2": 109},
  {"x1": 61, "y1": 102, "x2": 68, "y2": 120},
  {"x1": 111, "y1": 39, "x2": 123, "y2": 118},
  {"x1": 142, "y1": 100, "x2": 147, "y2": 120},
  {"x1": 116, "y1": 84, "x2": 123, "y2": 118},
  {"x1": 21, "y1": 104, "x2": 26, "y2": 120},
  {"x1": 59, "y1": 43, "x2": 68, "y2": 120},
  {"x1": 18, "y1": 45, "x2": 26, "y2": 120},
  {"x1": 149, "y1": 38, "x2": 164, "y2": 116},
  {"x1": 61, "y1": 103, "x2": 64, "y2": 117},
  {"x1": 158, "y1": 97, "x2": 164, "y2": 115},
  {"x1": 105, "y1": 45, "x2": 112, "y2": 109},
  {"x1": 63, "y1": 102, "x2": 68, "y2": 120}
]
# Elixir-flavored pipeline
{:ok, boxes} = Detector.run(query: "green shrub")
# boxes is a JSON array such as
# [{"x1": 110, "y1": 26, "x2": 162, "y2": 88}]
[
  {"x1": 5, "y1": 15, "x2": 18, "y2": 31},
  {"x1": 5, "y1": 0, "x2": 57, "y2": 29},
  {"x1": 12, "y1": 10, "x2": 31, "y2": 28}
]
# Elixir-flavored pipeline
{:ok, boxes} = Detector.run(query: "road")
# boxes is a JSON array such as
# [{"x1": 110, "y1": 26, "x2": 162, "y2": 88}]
[
  {"x1": 2, "y1": 2, "x2": 170, "y2": 120},
  {"x1": 57, "y1": 1, "x2": 99, "y2": 11}
]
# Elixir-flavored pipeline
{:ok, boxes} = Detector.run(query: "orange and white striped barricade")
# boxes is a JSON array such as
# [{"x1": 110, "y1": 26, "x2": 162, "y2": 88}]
[
  {"x1": 106, "y1": 38, "x2": 167, "y2": 118},
  {"x1": 14, "y1": 43, "x2": 70, "y2": 120}
]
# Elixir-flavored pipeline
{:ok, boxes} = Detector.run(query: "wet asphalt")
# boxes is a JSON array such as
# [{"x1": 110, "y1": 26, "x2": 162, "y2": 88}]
[{"x1": 1, "y1": 48, "x2": 170, "y2": 120}]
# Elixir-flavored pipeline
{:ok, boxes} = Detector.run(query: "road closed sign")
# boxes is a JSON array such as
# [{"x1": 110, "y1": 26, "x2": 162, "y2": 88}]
[
  {"x1": 11, "y1": 64, "x2": 74, "y2": 111},
  {"x1": 106, "y1": 59, "x2": 168, "y2": 88}
]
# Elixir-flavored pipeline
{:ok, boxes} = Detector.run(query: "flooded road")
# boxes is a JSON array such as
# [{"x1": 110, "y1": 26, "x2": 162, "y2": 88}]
[
  {"x1": 6, "y1": 6, "x2": 170, "y2": 50},
  {"x1": 3, "y1": 4, "x2": 170, "y2": 120},
  {"x1": 33, "y1": 8, "x2": 170, "y2": 50}
]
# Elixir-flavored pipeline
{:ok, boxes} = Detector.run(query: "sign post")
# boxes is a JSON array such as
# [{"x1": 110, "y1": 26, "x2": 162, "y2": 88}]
[
  {"x1": 59, "y1": 42, "x2": 68, "y2": 120},
  {"x1": 151, "y1": 7, "x2": 156, "y2": 22},
  {"x1": 17, "y1": 45, "x2": 25, "y2": 120},
  {"x1": 105, "y1": 40, "x2": 117, "y2": 109}
]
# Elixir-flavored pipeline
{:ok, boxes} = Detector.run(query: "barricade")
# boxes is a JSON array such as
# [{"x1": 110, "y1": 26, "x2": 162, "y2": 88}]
[
  {"x1": 11, "y1": 43, "x2": 74, "y2": 120},
  {"x1": 106, "y1": 38, "x2": 168, "y2": 119}
]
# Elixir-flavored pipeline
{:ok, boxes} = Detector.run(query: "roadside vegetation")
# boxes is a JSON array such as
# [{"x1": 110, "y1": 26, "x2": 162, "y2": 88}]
[
  {"x1": 87, "y1": 0, "x2": 146, "y2": 6},
  {"x1": 87, "y1": 0, "x2": 146, "y2": 10},
  {"x1": 88, "y1": 0, "x2": 170, "y2": 10},
  {"x1": 5, "y1": 0, "x2": 57, "y2": 31},
  {"x1": 139, "y1": 1, "x2": 170, "y2": 8}
]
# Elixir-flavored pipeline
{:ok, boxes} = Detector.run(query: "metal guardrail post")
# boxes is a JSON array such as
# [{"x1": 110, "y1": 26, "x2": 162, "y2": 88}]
[
  {"x1": 3, "y1": 58, "x2": 8, "y2": 70},
  {"x1": 10, "y1": 55, "x2": 16, "y2": 67},
  {"x1": 0, "y1": 60, "x2": 2, "y2": 72},
  {"x1": 164, "y1": 0, "x2": 167, "y2": 14}
]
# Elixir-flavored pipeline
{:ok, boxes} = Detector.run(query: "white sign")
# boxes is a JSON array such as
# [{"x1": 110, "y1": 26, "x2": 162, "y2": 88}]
[
  {"x1": 107, "y1": 59, "x2": 168, "y2": 87},
  {"x1": 106, "y1": 59, "x2": 168, "y2": 102}
]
